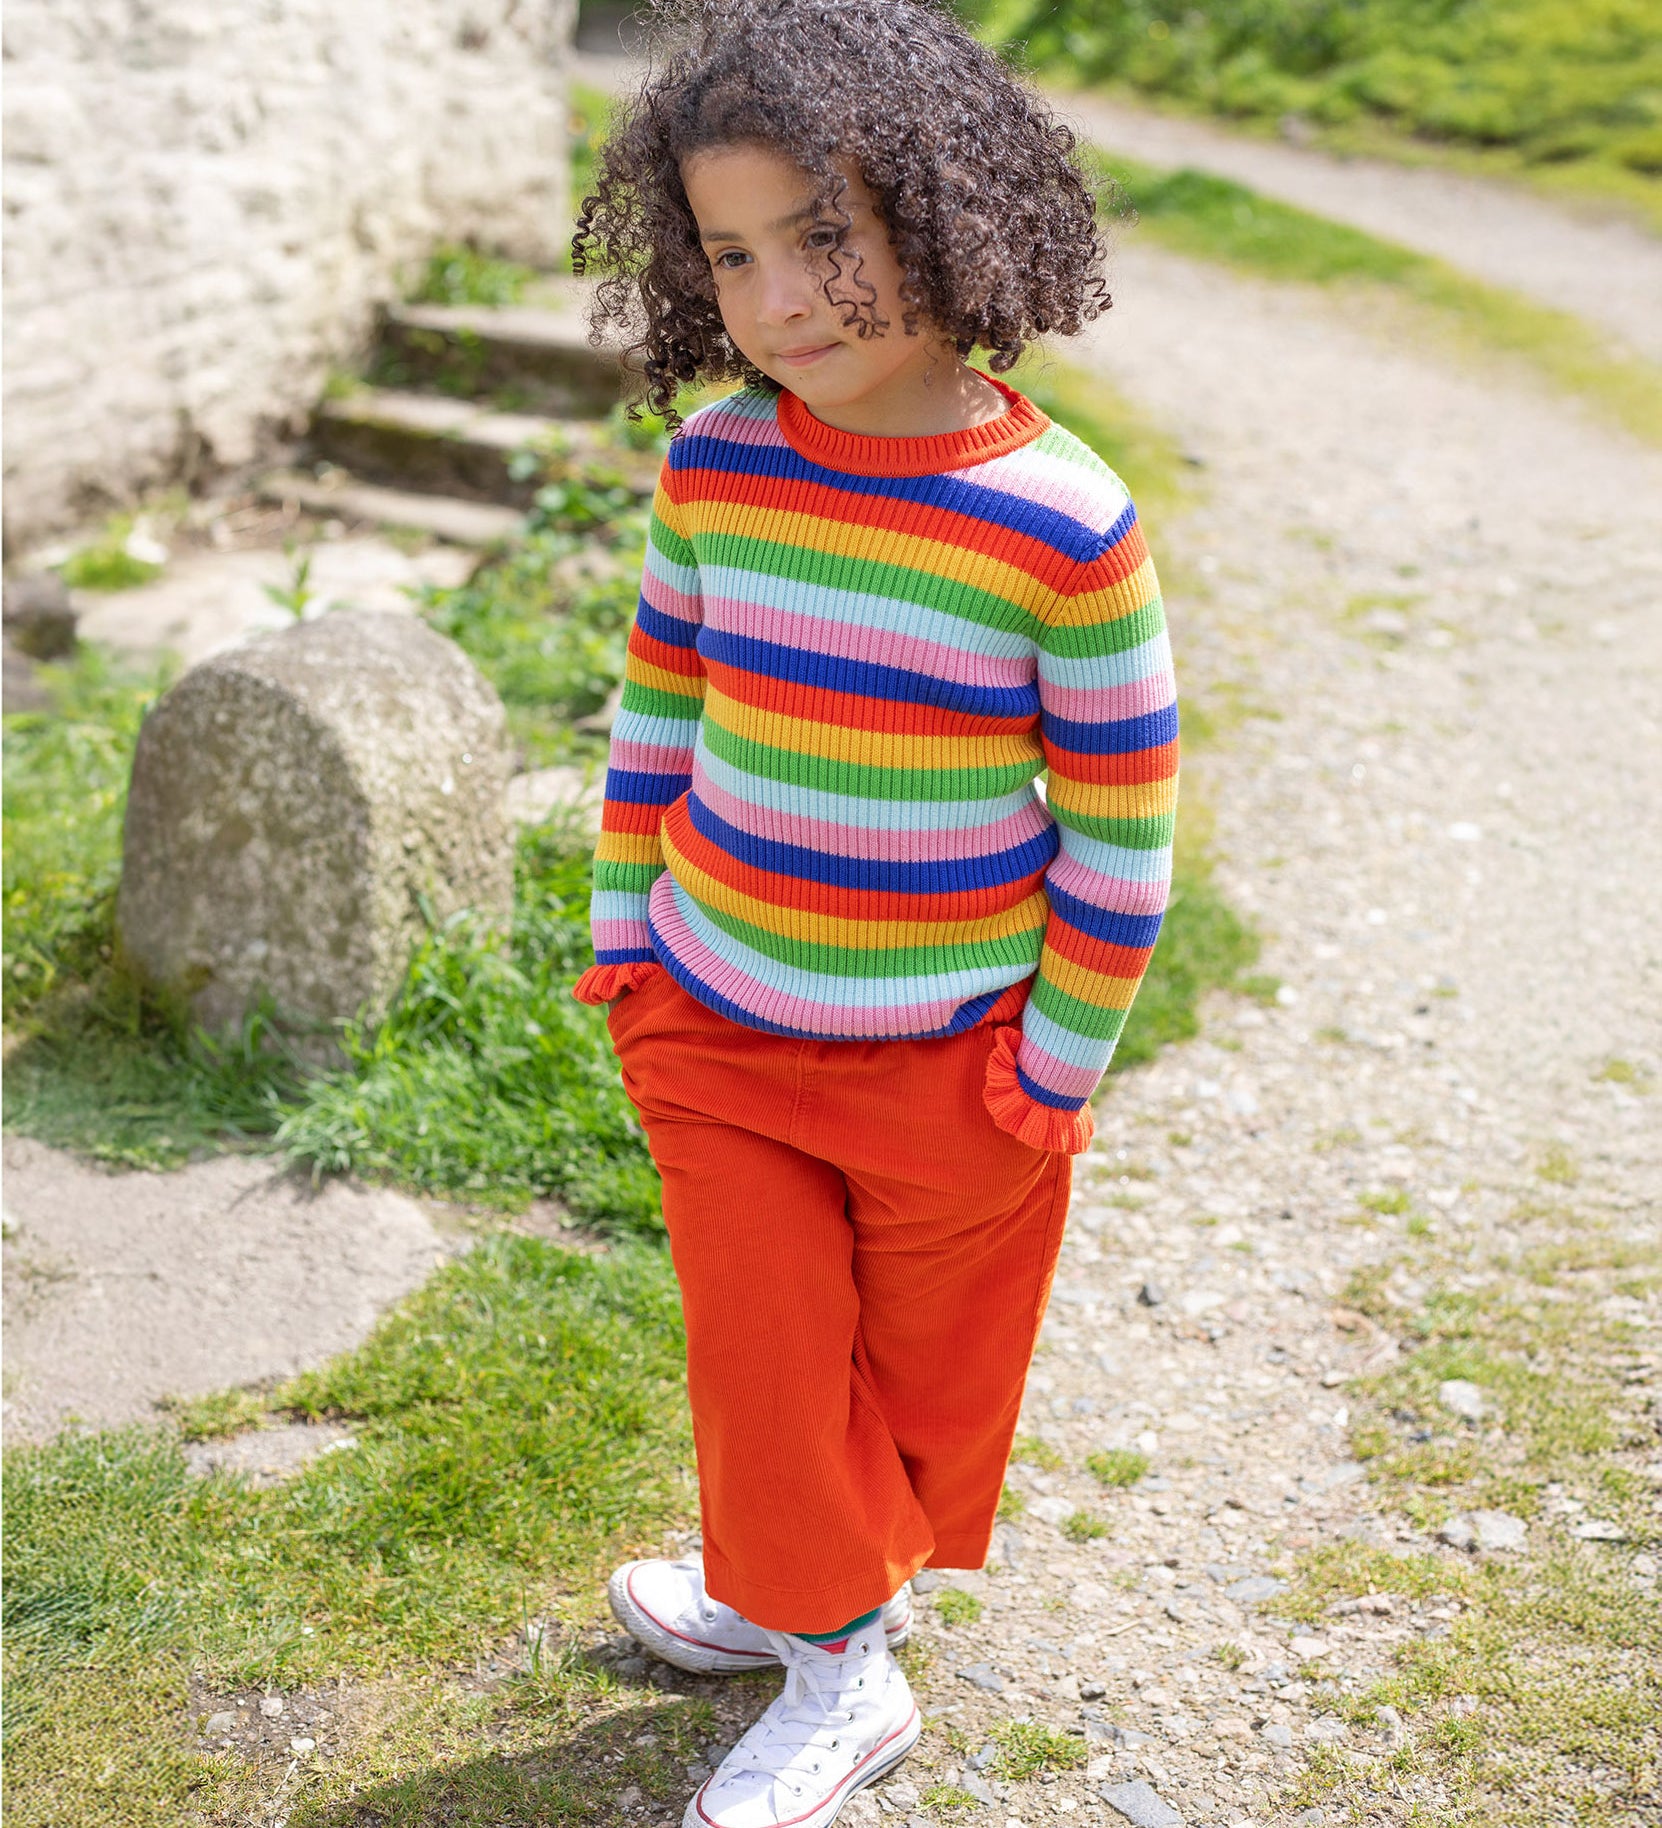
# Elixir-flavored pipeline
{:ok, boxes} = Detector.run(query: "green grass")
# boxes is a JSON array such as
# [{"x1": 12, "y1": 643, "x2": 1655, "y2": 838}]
[
  {"x1": 1061, "y1": 1508, "x2": 1110, "y2": 1543},
  {"x1": 1087, "y1": 1448, "x2": 1151, "y2": 1488},
  {"x1": 975, "y1": 0, "x2": 1662, "y2": 190},
  {"x1": 1092, "y1": 152, "x2": 1662, "y2": 447},
  {"x1": 406, "y1": 244, "x2": 537, "y2": 309},
  {"x1": 933, "y1": 1587, "x2": 984, "y2": 1626},
  {"x1": 1285, "y1": 1219, "x2": 1662, "y2": 1823},
  {"x1": 2, "y1": 1237, "x2": 694, "y2": 1828},
  {"x1": 989, "y1": 1717, "x2": 1089, "y2": 1780}
]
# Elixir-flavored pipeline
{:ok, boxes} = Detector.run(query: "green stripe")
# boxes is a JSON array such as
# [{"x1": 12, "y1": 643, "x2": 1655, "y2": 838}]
[
  {"x1": 1031, "y1": 974, "x2": 1132, "y2": 1040},
  {"x1": 701, "y1": 715, "x2": 1043, "y2": 802},
  {"x1": 649, "y1": 512, "x2": 697, "y2": 569},
  {"x1": 1051, "y1": 806, "x2": 1176, "y2": 849},
  {"x1": 683, "y1": 891, "x2": 1046, "y2": 979},
  {"x1": 696, "y1": 531, "x2": 1044, "y2": 641},
  {"x1": 594, "y1": 862, "x2": 665, "y2": 895},
  {"x1": 1041, "y1": 596, "x2": 1166, "y2": 659},
  {"x1": 620, "y1": 680, "x2": 704, "y2": 721}
]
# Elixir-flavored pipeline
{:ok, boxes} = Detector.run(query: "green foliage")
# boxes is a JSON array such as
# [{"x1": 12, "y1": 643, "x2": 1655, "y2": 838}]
[
  {"x1": 56, "y1": 543, "x2": 163, "y2": 593},
  {"x1": 1087, "y1": 1448, "x2": 1150, "y2": 1488},
  {"x1": 996, "y1": 1481, "x2": 1027, "y2": 1520},
  {"x1": 933, "y1": 1587, "x2": 984, "y2": 1625},
  {"x1": 994, "y1": 0, "x2": 1662, "y2": 177},
  {"x1": 3, "y1": 1238, "x2": 693, "y2": 1825},
  {"x1": 990, "y1": 1717, "x2": 1089, "y2": 1780},
  {"x1": 1061, "y1": 1508, "x2": 1110, "y2": 1542},
  {"x1": 407, "y1": 243, "x2": 537, "y2": 308},
  {"x1": 278, "y1": 822, "x2": 661, "y2": 1235},
  {"x1": 1009, "y1": 1432, "x2": 1065, "y2": 1471}
]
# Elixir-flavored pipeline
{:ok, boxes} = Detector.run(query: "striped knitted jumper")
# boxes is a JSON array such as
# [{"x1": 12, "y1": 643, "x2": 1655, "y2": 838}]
[{"x1": 573, "y1": 376, "x2": 1179, "y2": 1153}]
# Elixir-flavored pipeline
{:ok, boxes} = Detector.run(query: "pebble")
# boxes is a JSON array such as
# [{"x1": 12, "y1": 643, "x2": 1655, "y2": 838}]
[
  {"x1": 1225, "y1": 1574, "x2": 1285, "y2": 1604},
  {"x1": 1569, "y1": 1519, "x2": 1628, "y2": 1542},
  {"x1": 202, "y1": 1710, "x2": 237, "y2": 1737},
  {"x1": 1101, "y1": 1778, "x2": 1184, "y2": 1827},
  {"x1": 258, "y1": 1696, "x2": 285, "y2": 1719},
  {"x1": 956, "y1": 1663, "x2": 1006, "y2": 1692},
  {"x1": 1289, "y1": 1635, "x2": 1330, "y2": 1660},
  {"x1": 1439, "y1": 1509, "x2": 1527, "y2": 1552},
  {"x1": 1306, "y1": 1715, "x2": 1347, "y2": 1742},
  {"x1": 1261, "y1": 1723, "x2": 1295, "y2": 1749},
  {"x1": 1438, "y1": 1379, "x2": 1489, "y2": 1422},
  {"x1": 289, "y1": 1737, "x2": 316, "y2": 1755},
  {"x1": 1138, "y1": 1282, "x2": 1166, "y2": 1308},
  {"x1": 961, "y1": 1771, "x2": 998, "y2": 1805}
]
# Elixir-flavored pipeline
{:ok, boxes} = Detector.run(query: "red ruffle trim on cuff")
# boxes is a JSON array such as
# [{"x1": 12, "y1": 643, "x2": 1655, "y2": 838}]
[
  {"x1": 572, "y1": 960, "x2": 663, "y2": 1006},
  {"x1": 982, "y1": 1026, "x2": 1097, "y2": 1154}
]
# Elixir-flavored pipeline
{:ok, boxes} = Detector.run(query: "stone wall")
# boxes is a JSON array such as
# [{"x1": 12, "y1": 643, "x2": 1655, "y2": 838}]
[{"x1": 3, "y1": 1, "x2": 575, "y2": 545}]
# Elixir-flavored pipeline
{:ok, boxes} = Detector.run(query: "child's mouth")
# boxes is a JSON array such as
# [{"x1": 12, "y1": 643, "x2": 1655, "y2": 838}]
[{"x1": 775, "y1": 342, "x2": 841, "y2": 367}]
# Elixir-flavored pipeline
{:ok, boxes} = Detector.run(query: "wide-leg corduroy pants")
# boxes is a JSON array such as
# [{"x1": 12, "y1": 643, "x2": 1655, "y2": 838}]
[{"x1": 606, "y1": 967, "x2": 1072, "y2": 1633}]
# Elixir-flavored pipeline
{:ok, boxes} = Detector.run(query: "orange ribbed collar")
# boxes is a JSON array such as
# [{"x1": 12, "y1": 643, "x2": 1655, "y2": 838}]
[{"x1": 776, "y1": 372, "x2": 1049, "y2": 478}]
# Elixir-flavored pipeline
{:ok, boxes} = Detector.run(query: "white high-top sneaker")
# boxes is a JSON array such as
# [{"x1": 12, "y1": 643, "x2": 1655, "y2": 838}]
[
  {"x1": 609, "y1": 1556, "x2": 912, "y2": 1675},
  {"x1": 684, "y1": 1625, "x2": 920, "y2": 1828}
]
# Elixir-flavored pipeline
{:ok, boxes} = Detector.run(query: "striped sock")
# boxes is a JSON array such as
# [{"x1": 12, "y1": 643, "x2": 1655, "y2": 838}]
[{"x1": 792, "y1": 1607, "x2": 883, "y2": 1648}]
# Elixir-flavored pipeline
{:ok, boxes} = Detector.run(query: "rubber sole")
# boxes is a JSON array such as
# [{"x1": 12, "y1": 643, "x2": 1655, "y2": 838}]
[
  {"x1": 609, "y1": 1564, "x2": 913, "y2": 1676},
  {"x1": 683, "y1": 1703, "x2": 922, "y2": 1828}
]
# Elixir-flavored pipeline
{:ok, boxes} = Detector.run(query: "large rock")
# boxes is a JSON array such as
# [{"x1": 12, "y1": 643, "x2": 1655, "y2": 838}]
[{"x1": 117, "y1": 610, "x2": 511, "y2": 1054}]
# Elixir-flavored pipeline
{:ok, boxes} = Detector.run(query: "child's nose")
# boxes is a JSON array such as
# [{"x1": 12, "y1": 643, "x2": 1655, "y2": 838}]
[{"x1": 755, "y1": 261, "x2": 814, "y2": 327}]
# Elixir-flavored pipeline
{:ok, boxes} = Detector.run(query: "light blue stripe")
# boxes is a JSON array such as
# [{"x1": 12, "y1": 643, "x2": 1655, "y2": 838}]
[
  {"x1": 1022, "y1": 1002, "x2": 1123, "y2": 1062},
  {"x1": 591, "y1": 890, "x2": 654, "y2": 924},
  {"x1": 1039, "y1": 631, "x2": 1172, "y2": 691},
  {"x1": 613, "y1": 707, "x2": 702, "y2": 747},
  {"x1": 642, "y1": 541, "x2": 701, "y2": 600},
  {"x1": 1056, "y1": 829, "x2": 1174, "y2": 884},
  {"x1": 667, "y1": 881, "x2": 1041, "y2": 1009},
  {"x1": 694, "y1": 741, "x2": 1046, "y2": 832},
  {"x1": 700, "y1": 564, "x2": 1036, "y2": 659}
]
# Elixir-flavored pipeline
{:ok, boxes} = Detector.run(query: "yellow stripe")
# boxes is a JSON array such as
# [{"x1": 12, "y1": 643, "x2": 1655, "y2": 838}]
[
  {"x1": 626, "y1": 654, "x2": 705, "y2": 699},
  {"x1": 694, "y1": 500, "x2": 1050, "y2": 618},
  {"x1": 595, "y1": 831, "x2": 666, "y2": 865},
  {"x1": 661, "y1": 825, "x2": 1050, "y2": 949},
  {"x1": 1046, "y1": 772, "x2": 1179, "y2": 822},
  {"x1": 703, "y1": 687, "x2": 1044, "y2": 773},
  {"x1": 1047, "y1": 556, "x2": 1161, "y2": 628},
  {"x1": 1043, "y1": 953, "x2": 1142, "y2": 1009}
]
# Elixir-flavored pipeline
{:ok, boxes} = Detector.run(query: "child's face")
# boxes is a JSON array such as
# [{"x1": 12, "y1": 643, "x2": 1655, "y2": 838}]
[{"x1": 681, "y1": 143, "x2": 958, "y2": 423}]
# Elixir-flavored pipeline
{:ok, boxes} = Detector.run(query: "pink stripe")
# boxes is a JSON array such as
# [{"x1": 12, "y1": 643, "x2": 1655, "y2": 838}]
[
  {"x1": 1016, "y1": 1037, "x2": 1103, "y2": 1100},
  {"x1": 691, "y1": 764, "x2": 1053, "y2": 862},
  {"x1": 1043, "y1": 671, "x2": 1176, "y2": 723},
  {"x1": 1047, "y1": 853, "x2": 1171, "y2": 915},
  {"x1": 611, "y1": 738, "x2": 698, "y2": 774},
  {"x1": 704, "y1": 595, "x2": 1032, "y2": 689},
  {"x1": 691, "y1": 409, "x2": 788, "y2": 450},
  {"x1": 640, "y1": 569, "x2": 702, "y2": 625},
  {"x1": 650, "y1": 881, "x2": 971, "y2": 1037}
]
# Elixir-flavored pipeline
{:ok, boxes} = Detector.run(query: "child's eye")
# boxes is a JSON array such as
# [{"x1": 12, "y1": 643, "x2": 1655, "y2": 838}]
[
  {"x1": 712, "y1": 249, "x2": 750, "y2": 271},
  {"x1": 804, "y1": 227, "x2": 840, "y2": 252}
]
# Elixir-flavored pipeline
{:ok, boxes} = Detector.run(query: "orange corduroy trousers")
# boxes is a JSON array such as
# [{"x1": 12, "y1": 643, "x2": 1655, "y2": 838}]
[{"x1": 606, "y1": 967, "x2": 1072, "y2": 1633}]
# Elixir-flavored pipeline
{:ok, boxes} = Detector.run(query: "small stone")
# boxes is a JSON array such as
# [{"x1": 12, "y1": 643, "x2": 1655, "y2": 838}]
[
  {"x1": 1570, "y1": 1519, "x2": 1628, "y2": 1542},
  {"x1": 909, "y1": 1570, "x2": 943, "y2": 1593},
  {"x1": 1080, "y1": 1680, "x2": 1107, "y2": 1700},
  {"x1": 202, "y1": 1711, "x2": 237, "y2": 1737},
  {"x1": 1306, "y1": 1715, "x2": 1347, "y2": 1743},
  {"x1": 961, "y1": 1771, "x2": 998, "y2": 1805},
  {"x1": 1260, "y1": 1722, "x2": 1294, "y2": 1749},
  {"x1": 258, "y1": 1696, "x2": 286, "y2": 1719},
  {"x1": 1180, "y1": 1289, "x2": 1226, "y2": 1317},
  {"x1": 968, "y1": 1742, "x2": 999, "y2": 1772},
  {"x1": 1289, "y1": 1635, "x2": 1330, "y2": 1659},
  {"x1": 881, "y1": 1780, "x2": 919, "y2": 1809},
  {"x1": 1632, "y1": 1554, "x2": 1657, "y2": 1577},
  {"x1": 1438, "y1": 1379, "x2": 1489, "y2": 1422},
  {"x1": 1100, "y1": 1778, "x2": 1184, "y2": 1827},
  {"x1": 1226, "y1": 1575, "x2": 1285, "y2": 1605},
  {"x1": 1291, "y1": 1811, "x2": 1328, "y2": 1827},
  {"x1": 1441, "y1": 1509, "x2": 1526, "y2": 1552},
  {"x1": 1031, "y1": 1495, "x2": 1075, "y2": 1526},
  {"x1": 1086, "y1": 1754, "x2": 1119, "y2": 1780},
  {"x1": 288, "y1": 1737, "x2": 316, "y2": 1755},
  {"x1": 957, "y1": 1663, "x2": 1006, "y2": 1692},
  {"x1": 1138, "y1": 1282, "x2": 1166, "y2": 1308},
  {"x1": 3, "y1": 572, "x2": 78, "y2": 659}
]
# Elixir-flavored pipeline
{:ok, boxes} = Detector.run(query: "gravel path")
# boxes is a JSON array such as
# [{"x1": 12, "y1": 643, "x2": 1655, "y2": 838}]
[
  {"x1": 823, "y1": 245, "x2": 1661, "y2": 1822},
  {"x1": 1054, "y1": 89, "x2": 1662, "y2": 368}
]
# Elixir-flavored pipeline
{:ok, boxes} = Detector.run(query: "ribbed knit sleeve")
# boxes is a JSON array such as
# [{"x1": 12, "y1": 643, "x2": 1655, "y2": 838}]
[
  {"x1": 988, "y1": 492, "x2": 1178, "y2": 1151},
  {"x1": 572, "y1": 471, "x2": 706, "y2": 1005}
]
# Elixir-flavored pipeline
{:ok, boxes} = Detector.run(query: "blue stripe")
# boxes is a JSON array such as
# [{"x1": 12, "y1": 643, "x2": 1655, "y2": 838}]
[
  {"x1": 593, "y1": 945, "x2": 658, "y2": 965},
  {"x1": 685, "y1": 791, "x2": 1059, "y2": 893},
  {"x1": 1016, "y1": 1062, "x2": 1090, "y2": 1111},
  {"x1": 605, "y1": 768, "x2": 693, "y2": 806},
  {"x1": 636, "y1": 598, "x2": 702, "y2": 650},
  {"x1": 1045, "y1": 881, "x2": 1165, "y2": 950},
  {"x1": 1044, "y1": 702, "x2": 1180, "y2": 757},
  {"x1": 668, "y1": 423, "x2": 1124, "y2": 566},
  {"x1": 699, "y1": 628, "x2": 1040, "y2": 722}
]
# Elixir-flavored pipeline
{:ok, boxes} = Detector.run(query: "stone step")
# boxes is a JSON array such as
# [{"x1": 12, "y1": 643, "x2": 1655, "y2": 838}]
[
  {"x1": 374, "y1": 299, "x2": 632, "y2": 416},
  {"x1": 259, "y1": 467, "x2": 525, "y2": 547},
  {"x1": 310, "y1": 389, "x2": 656, "y2": 507}
]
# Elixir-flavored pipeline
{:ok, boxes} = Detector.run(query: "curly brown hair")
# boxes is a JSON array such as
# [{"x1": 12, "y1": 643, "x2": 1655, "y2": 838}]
[{"x1": 573, "y1": 0, "x2": 1110, "y2": 419}]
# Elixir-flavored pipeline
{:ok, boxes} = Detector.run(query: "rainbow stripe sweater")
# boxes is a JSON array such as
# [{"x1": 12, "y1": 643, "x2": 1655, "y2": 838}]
[{"x1": 573, "y1": 377, "x2": 1178, "y2": 1153}]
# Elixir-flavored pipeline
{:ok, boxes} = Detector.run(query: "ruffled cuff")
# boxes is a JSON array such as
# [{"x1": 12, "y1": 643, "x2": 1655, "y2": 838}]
[
  {"x1": 572, "y1": 960, "x2": 663, "y2": 1006},
  {"x1": 983, "y1": 1026, "x2": 1097, "y2": 1154}
]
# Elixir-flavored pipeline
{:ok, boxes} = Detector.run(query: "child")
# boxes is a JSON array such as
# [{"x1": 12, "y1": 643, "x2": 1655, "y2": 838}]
[{"x1": 570, "y1": 4, "x2": 1178, "y2": 1822}]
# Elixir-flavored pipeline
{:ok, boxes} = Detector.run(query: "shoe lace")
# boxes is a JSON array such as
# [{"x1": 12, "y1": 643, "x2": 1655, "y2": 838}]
[{"x1": 718, "y1": 1633, "x2": 874, "y2": 1793}]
